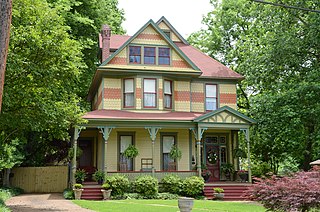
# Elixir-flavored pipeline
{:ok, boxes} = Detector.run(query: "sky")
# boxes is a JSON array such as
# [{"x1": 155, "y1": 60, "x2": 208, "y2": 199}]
[{"x1": 117, "y1": 0, "x2": 213, "y2": 38}]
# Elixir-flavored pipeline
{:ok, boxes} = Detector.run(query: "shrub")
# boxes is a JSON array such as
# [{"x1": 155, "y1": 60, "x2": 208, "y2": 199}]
[
  {"x1": 105, "y1": 175, "x2": 130, "y2": 196},
  {"x1": 181, "y1": 176, "x2": 204, "y2": 197},
  {"x1": 63, "y1": 188, "x2": 74, "y2": 199},
  {"x1": 75, "y1": 169, "x2": 87, "y2": 183},
  {"x1": 73, "y1": 183, "x2": 83, "y2": 189},
  {"x1": 92, "y1": 170, "x2": 105, "y2": 183},
  {"x1": 0, "y1": 187, "x2": 23, "y2": 211},
  {"x1": 133, "y1": 175, "x2": 158, "y2": 197},
  {"x1": 213, "y1": 188, "x2": 224, "y2": 193},
  {"x1": 156, "y1": 192, "x2": 179, "y2": 200},
  {"x1": 101, "y1": 183, "x2": 111, "y2": 190},
  {"x1": 251, "y1": 162, "x2": 272, "y2": 178},
  {"x1": 246, "y1": 167, "x2": 320, "y2": 212},
  {"x1": 160, "y1": 174, "x2": 181, "y2": 194}
]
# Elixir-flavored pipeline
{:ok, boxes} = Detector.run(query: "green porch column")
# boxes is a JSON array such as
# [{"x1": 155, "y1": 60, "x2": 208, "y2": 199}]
[
  {"x1": 241, "y1": 128, "x2": 252, "y2": 183},
  {"x1": 98, "y1": 126, "x2": 114, "y2": 178},
  {"x1": 190, "y1": 127, "x2": 207, "y2": 177},
  {"x1": 72, "y1": 127, "x2": 81, "y2": 186},
  {"x1": 145, "y1": 127, "x2": 161, "y2": 177}
]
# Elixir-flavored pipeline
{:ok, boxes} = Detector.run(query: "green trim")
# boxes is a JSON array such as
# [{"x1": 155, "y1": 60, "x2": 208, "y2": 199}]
[
  {"x1": 99, "y1": 19, "x2": 200, "y2": 72},
  {"x1": 156, "y1": 16, "x2": 188, "y2": 45},
  {"x1": 97, "y1": 67, "x2": 201, "y2": 76},
  {"x1": 194, "y1": 106, "x2": 256, "y2": 124},
  {"x1": 189, "y1": 130, "x2": 193, "y2": 170}
]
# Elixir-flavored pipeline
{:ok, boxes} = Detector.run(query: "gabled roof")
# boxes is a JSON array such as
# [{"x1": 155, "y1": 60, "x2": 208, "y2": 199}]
[
  {"x1": 156, "y1": 16, "x2": 188, "y2": 44},
  {"x1": 99, "y1": 19, "x2": 200, "y2": 72},
  {"x1": 194, "y1": 106, "x2": 256, "y2": 124}
]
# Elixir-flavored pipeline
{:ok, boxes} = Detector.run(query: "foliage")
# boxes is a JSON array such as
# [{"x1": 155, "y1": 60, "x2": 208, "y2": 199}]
[
  {"x1": 0, "y1": 134, "x2": 24, "y2": 171},
  {"x1": 101, "y1": 183, "x2": 111, "y2": 190},
  {"x1": 0, "y1": 187, "x2": 23, "y2": 211},
  {"x1": 133, "y1": 175, "x2": 158, "y2": 197},
  {"x1": 105, "y1": 175, "x2": 130, "y2": 196},
  {"x1": 63, "y1": 188, "x2": 74, "y2": 199},
  {"x1": 67, "y1": 147, "x2": 83, "y2": 161},
  {"x1": 160, "y1": 174, "x2": 181, "y2": 194},
  {"x1": 188, "y1": 0, "x2": 320, "y2": 172},
  {"x1": 213, "y1": 188, "x2": 224, "y2": 193},
  {"x1": 181, "y1": 176, "x2": 204, "y2": 197},
  {"x1": 73, "y1": 183, "x2": 83, "y2": 189},
  {"x1": 92, "y1": 170, "x2": 105, "y2": 183},
  {"x1": 75, "y1": 169, "x2": 87, "y2": 183},
  {"x1": 220, "y1": 163, "x2": 234, "y2": 174},
  {"x1": 233, "y1": 148, "x2": 247, "y2": 159},
  {"x1": 251, "y1": 161, "x2": 273, "y2": 178},
  {"x1": 123, "y1": 145, "x2": 139, "y2": 159},
  {"x1": 246, "y1": 167, "x2": 320, "y2": 212},
  {"x1": 169, "y1": 145, "x2": 182, "y2": 161}
]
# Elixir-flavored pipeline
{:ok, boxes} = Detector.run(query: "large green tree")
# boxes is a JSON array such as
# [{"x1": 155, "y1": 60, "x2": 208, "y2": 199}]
[{"x1": 189, "y1": 0, "x2": 320, "y2": 171}]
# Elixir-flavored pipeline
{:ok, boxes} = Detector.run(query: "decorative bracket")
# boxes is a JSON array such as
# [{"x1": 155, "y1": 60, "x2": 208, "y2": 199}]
[
  {"x1": 98, "y1": 126, "x2": 115, "y2": 141},
  {"x1": 145, "y1": 127, "x2": 161, "y2": 141},
  {"x1": 190, "y1": 127, "x2": 207, "y2": 141},
  {"x1": 74, "y1": 126, "x2": 85, "y2": 140},
  {"x1": 240, "y1": 128, "x2": 249, "y2": 141}
]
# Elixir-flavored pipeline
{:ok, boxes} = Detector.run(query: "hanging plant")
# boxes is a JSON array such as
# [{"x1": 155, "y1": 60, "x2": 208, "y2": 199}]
[
  {"x1": 123, "y1": 145, "x2": 139, "y2": 159},
  {"x1": 169, "y1": 145, "x2": 182, "y2": 161}
]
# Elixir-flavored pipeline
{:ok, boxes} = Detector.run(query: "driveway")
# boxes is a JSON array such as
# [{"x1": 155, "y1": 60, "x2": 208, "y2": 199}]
[{"x1": 5, "y1": 193, "x2": 93, "y2": 212}]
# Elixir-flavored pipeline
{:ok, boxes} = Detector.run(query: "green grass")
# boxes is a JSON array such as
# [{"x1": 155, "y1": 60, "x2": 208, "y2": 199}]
[{"x1": 73, "y1": 199, "x2": 266, "y2": 212}]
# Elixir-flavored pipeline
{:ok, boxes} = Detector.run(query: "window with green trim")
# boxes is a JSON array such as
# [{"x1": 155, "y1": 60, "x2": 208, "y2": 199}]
[
  {"x1": 128, "y1": 45, "x2": 171, "y2": 66},
  {"x1": 159, "y1": 47, "x2": 170, "y2": 65},
  {"x1": 129, "y1": 46, "x2": 141, "y2": 64}
]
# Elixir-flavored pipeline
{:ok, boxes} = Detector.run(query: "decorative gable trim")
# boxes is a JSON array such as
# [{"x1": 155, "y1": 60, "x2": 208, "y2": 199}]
[
  {"x1": 156, "y1": 16, "x2": 188, "y2": 44},
  {"x1": 99, "y1": 19, "x2": 200, "y2": 72},
  {"x1": 194, "y1": 106, "x2": 256, "y2": 124}
]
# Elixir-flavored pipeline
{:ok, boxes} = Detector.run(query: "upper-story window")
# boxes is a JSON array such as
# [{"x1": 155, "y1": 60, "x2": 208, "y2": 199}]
[
  {"x1": 205, "y1": 84, "x2": 217, "y2": 111},
  {"x1": 124, "y1": 78, "x2": 134, "y2": 108},
  {"x1": 129, "y1": 46, "x2": 141, "y2": 64},
  {"x1": 164, "y1": 80, "x2": 172, "y2": 109},
  {"x1": 144, "y1": 79, "x2": 156, "y2": 108},
  {"x1": 159, "y1": 48, "x2": 170, "y2": 65},
  {"x1": 129, "y1": 46, "x2": 170, "y2": 65},
  {"x1": 144, "y1": 47, "x2": 156, "y2": 64}
]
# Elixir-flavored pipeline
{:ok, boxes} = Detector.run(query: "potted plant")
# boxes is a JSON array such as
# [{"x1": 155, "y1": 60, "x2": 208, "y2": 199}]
[
  {"x1": 168, "y1": 145, "x2": 182, "y2": 170},
  {"x1": 237, "y1": 170, "x2": 248, "y2": 182},
  {"x1": 213, "y1": 187, "x2": 224, "y2": 200},
  {"x1": 73, "y1": 183, "x2": 83, "y2": 200},
  {"x1": 101, "y1": 182, "x2": 112, "y2": 200},
  {"x1": 93, "y1": 170, "x2": 105, "y2": 184},
  {"x1": 75, "y1": 169, "x2": 87, "y2": 183},
  {"x1": 221, "y1": 163, "x2": 234, "y2": 181},
  {"x1": 123, "y1": 145, "x2": 139, "y2": 159}
]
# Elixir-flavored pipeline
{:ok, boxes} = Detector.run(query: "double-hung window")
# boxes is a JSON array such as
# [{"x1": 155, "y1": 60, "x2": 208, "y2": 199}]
[
  {"x1": 124, "y1": 79, "x2": 134, "y2": 108},
  {"x1": 144, "y1": 47, "x2": 156, "y2": 64},
  {"x1": 164, "y1": 80, "x2": 172, "y2": 109},
  {"x1": 129, "y1": 46, "x2": 141, "y2": 64},
  {"x1": 205, "y1": 84, "x2": 217, "y2": 111},
  {"x1": 143, "y1": 79, "x2": 156, "y2": 108},
  {"x1": 158, "y1": 48, "x2": 170, "y2": 65},
  {"x1": 162, "y1": 135, "x2": 175, "y2": 171}
]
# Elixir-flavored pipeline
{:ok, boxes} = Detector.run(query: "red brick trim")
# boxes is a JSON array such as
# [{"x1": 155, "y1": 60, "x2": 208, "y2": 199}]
[
  {"x1": 220, "y1": 93, "x2": 237, "y2": 104},
  {"x1": 104, "y1": 88, "x2": 121, "y2": 99},
  {"x1": 174, "y1": 91, "x2": 190, "y2": 101}
]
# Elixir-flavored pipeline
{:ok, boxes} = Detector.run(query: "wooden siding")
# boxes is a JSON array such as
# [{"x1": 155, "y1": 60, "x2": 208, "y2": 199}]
[
  {"x1": 174, "y1": 80, "x2": 190, "y2": 112},
  {"x1": 219, "y1": 84, "x2": 237, "y2": 109},
  {"x1": 103, "y1": 78, "x2": 121, "y2": 110},
  {"x1": 11, "y1": 166, "x2": 68, "y2": 193}
]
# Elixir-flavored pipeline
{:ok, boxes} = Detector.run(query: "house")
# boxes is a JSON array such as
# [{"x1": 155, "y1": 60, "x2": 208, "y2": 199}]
[{"x1": 72, "y1": 17, "x2": 255, "y2": 185}]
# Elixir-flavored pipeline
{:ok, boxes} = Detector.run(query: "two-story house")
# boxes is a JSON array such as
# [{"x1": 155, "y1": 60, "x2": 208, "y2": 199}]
[{"x1": 71, "y1": 17, "x2": 255, "y2": 184}]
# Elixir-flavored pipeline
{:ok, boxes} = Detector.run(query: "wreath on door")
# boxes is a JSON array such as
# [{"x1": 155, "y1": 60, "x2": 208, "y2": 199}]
[{"x1": 207, "y1": 150, "x2": 218, "y2": 164}]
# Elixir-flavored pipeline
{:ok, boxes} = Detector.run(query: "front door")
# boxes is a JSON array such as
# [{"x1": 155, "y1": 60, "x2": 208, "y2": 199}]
[
  {"x1": 204, "y1": 135, "x2": 227, "y2": 182},
  {"x1": 78, "y1": 139, "x2": 93, "y2": 168}
]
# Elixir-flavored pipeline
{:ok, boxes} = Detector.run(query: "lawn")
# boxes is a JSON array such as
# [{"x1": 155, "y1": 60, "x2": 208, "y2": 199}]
[{"x1": 73, "y1": 199, "x2": 266, "y2": 212}]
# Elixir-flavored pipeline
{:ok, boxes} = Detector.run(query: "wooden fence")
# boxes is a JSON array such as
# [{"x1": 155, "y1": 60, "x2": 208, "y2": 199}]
[{"x1": 11, "y1": 166, "x2": 68, "y2": 193}]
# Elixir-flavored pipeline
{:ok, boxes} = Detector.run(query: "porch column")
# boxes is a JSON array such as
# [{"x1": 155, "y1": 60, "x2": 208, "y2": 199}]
[
  {"x1": 145, "y1": 127, "x2": 161, "y2": 177},
  {"x1": 72, "y1": 126, "x2": 82, "y2": 185},
  {"x1": 98, "y1": 126, "x2": 114, "y2": 177},
  {"x1": 190, "y1": 127, "x2": 207, "y2": 177},
  {"x1": 241, "y1": 128, "x2": 252, "y2": 183}
]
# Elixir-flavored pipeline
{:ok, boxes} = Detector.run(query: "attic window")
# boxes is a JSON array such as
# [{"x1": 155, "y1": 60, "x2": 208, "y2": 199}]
[
  {"x1": 129, "y1": 46, "x2": 141, "y2": 64},
  {"x1": 144, "y1": 47, "x2": 156, "y2": 64},
  {"x1": 163, "y1": 31, "x2": 170, "y2": 38},
  {"x1": 159, "y1": 48, "x2": 170, "y2": 65}
]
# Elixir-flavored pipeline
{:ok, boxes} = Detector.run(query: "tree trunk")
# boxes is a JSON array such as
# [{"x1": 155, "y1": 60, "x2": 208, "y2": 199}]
[
  {"x1": 2, "y1": 168, "x2": 10, "y2": 186},
  {"x1": 0, "y1": 0, "x2": 13, "y2": 112},
  {"x1": 302, "y1": 125, "x2": 314, "y2": 171}
]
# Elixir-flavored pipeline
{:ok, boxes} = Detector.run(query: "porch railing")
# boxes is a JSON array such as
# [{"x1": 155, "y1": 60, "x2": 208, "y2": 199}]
[{"x1": 106, "y1": 171, "x2": 197, "y2": 181}]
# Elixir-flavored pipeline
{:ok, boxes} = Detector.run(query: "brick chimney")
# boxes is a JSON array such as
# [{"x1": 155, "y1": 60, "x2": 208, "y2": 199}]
[{"x1": 101, "y1": 24, "x2": 111, "y2": 62}]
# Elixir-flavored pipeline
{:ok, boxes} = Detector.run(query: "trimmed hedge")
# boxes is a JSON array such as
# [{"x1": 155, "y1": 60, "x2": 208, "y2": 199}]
[
  {"x1": 160, "y1": 174, "x2": 182, "y2": 194},
  {"x1": 133, "y1": 175, "x2": 158, "y2": 197},
  {"x1": 105, "y1": 175, "x2": 130, "y2": 196},
  {"x1": 181, "y1": 176, "x2": 204, "y2": 197}
]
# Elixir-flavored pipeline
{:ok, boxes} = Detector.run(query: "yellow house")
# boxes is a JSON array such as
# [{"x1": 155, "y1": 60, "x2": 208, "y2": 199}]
[{"x1": 72, "y1": 17, "x2": 255, "y2": 185}]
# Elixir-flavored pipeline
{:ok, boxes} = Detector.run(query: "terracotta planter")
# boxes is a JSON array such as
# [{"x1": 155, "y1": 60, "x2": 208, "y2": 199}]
[
  {"x1": 101, "y1": 189, "x2": 112, "y2": 200},
  {"x1": 214, "y1": 193, "x2": 224, "y2": 200},
  {"x1": 178, "y1": 197, "x2": 194, "y2": 212},
  {"x1": 73, "y1": 189, "x2": 83, "y2": 200}
]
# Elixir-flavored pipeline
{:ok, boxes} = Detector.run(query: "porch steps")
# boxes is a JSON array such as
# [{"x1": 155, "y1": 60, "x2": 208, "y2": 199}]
[
  {"x1": 204, "y1": 184, "x2": 251, "y2": 201},
  {"x1": 81, "y1": 182, "x2": 103, "y2": 200}
]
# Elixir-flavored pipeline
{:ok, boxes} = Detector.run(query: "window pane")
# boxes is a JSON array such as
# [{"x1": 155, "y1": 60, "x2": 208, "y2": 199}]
[
  {"x1": 125, "y1": 93, "x2": 134, "y2": 107},
  {"x1": 159, "y1": 48, "x2": 170, "y2": 56},
  {"x1": 164, "y1": 80, "x2": 172, "y2": 94},
  {"x1": 144, "y1": 47, "x2": 155, "y2": 56},
  {"x1": 144, "y1": 93, "x2": 156, "y2": 107},
  {"x1": 144, "y1": 79, "x2": 156, "y2": 92},
  {"x1": 206, "y1": 98, "x2": 217, "y2": 110},
  {"x1": 144, "y1": 57, "x2": 155, "y2": 64},
  {"x1": 164, "y1": 95, "x2": 172, "y2": 108},
  {"x1": 163, "y1": 136, "x2": 174, "y2": 153},
  {"x1": 124, "y1": 79, "x2": 134, "y2": 92},
  {"x1": 159, "y1": 57, "x2": 170, "y2": 65},
  {"x1": 120, "y1": 136, "x2": 132, "y2": 153},
  {"x1": 206, "y1": 84, "x2": 217, "y2": 97},
  {"x1": 129, "y1": 46, "x2": 141, "y2": 64}
]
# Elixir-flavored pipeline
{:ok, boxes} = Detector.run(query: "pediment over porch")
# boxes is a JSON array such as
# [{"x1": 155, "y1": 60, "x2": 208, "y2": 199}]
[{"x1": 194, "y1": 106, "x2": 256, "y2": 125}]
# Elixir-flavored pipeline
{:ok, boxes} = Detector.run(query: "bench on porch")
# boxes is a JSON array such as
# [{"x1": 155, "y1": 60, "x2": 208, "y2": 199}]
[{"x1": 141, "y1": 158, "x2": 152, "y2": 172}]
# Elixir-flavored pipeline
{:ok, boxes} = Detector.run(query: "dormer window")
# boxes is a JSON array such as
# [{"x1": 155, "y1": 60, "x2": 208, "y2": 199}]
[
  {"x1": 129, "y1": 46, "x2": 141, "y2": 64},
  {"x1": 163, "y1": 30, "x2": 171, "y2": 39},
  {"x1": 159, "y1": 48, "x2": 170, "y2": 65}
]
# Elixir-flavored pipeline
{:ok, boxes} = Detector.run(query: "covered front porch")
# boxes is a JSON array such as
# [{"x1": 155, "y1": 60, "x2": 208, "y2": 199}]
[{"x1": 70, "y1": 106, "x2": 255, "y2": 185}]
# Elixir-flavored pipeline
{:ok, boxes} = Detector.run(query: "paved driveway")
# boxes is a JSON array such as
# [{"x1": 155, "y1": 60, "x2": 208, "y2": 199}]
[{"x1": 5, "y1": 193, "x2": 93, "y2": 212}]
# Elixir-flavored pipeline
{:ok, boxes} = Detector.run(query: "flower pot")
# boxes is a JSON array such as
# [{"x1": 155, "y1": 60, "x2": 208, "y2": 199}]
[
  {"x1": 214, "y1": 193, "x2": 224, "y2": 200},
  {"x1": 73, "y1": 189, "x2": 83, "y2": 200},
  {"x1": 178, "y1": 197, "x2": 194, "y2": 212},
  {"x1": 101, "y1": 189, "x2": 112, "y2": 200}
]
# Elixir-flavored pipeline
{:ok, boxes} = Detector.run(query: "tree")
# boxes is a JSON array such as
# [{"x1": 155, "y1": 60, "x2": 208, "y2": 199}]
[
  {"x1": 189, "y1": 0, "x2": 320, "y2": 171},
  {"x1": 0, "y1": 0, "x2": 12, "y2": 112}
]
